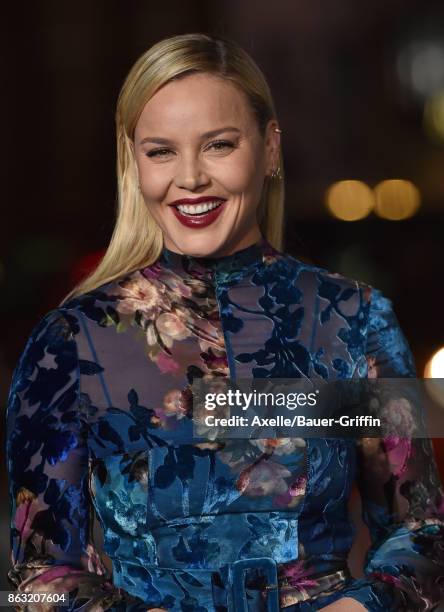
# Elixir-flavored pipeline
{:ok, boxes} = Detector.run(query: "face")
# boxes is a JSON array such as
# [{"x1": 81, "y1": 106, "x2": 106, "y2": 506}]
[{"x1": 133, "y1": 72, "x2": 281, "y2": 257}]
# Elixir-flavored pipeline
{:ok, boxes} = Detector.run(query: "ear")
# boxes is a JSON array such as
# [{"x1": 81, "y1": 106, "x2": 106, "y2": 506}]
[{"x1": 264, "y1": 118, "x2": 281, "y2": 177}]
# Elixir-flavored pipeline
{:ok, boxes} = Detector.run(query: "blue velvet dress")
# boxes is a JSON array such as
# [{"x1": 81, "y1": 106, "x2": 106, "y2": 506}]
[{"x1": 6, "y1": 237, "x2": 444, "y2": 611}]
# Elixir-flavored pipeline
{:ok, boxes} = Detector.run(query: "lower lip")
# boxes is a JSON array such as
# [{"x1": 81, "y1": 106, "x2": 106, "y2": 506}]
[{"x1": 171, "y1": 201, "x2": 226, "y2": 228}]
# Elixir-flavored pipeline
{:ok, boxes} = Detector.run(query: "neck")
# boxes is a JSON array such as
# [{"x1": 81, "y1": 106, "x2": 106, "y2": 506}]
[
  {"x1": 164, "y1": 228, "x2": 263, "y2": 259},
  {"x1": 157, "y1": 234, "x2": 277, "y2": 275}
]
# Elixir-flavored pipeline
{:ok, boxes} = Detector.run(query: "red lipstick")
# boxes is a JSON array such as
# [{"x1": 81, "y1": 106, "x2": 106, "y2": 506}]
[{"x1": 169, "y1": 197, "x2": 227, "y2": 229}]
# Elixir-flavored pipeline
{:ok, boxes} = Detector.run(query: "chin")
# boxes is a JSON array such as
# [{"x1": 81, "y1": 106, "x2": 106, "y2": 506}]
[{"x1": 170, "y1": 232, "x2": 232, "y2": 257}]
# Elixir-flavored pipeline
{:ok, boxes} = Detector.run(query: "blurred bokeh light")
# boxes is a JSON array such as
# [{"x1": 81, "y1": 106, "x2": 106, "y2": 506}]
[
  {"x1": 424, "y1": 347, "x2": 444, "y2": 410},
  {"x1": 397, "y1": 39, "x2": 444, "y2": 100},
  {"x1": 424, "y1": 89, "x2": 444, "y2": 142},
  {"x1": 325, "y1": 180, "x2": 374, "y2": 221},
  {"x1": 425, "y1": 347, "x2": 444, "y2": 378},
  {"x1": 70, "y1": 249, "x2": 106, "y2": 285},
  {"x1": 373, "y1": 179, "x2": 421, "y2": 220}
]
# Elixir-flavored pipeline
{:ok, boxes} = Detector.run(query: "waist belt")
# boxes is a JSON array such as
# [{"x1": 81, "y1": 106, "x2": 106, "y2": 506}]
[
  {"x1": 216, "y1": 558, "x2": 350, "y2": 610},
  {"x1": 113, "y1": 556, "x2": 351, "y2": 611}
]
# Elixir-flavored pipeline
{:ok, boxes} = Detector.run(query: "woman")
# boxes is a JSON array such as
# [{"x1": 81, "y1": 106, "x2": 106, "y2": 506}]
[{"x1": 6, "y1": 33, "x2": 444, "y2": 611}]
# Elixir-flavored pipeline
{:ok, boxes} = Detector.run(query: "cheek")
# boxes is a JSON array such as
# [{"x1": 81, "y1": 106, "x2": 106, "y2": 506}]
[
  {"x1": 136, "y1": 158, "x2": 168, "y2": 202},
  {"x1": 218, "y1": 155, "x2": 263, "y2": 196}
]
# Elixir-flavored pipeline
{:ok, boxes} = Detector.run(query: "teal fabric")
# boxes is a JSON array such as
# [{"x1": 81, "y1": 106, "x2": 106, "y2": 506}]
[{"x1": 6, "y1": 237, "x2": 444, "y2": 610}]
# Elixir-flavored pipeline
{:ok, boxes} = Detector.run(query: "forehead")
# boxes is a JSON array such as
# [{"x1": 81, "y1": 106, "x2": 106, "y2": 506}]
[{"x1": 135, "y1": 73, "x2": 255, "y2": 135}]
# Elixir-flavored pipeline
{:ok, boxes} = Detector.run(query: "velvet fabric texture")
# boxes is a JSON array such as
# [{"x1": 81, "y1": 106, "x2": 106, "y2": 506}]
[{"x1": 6, "y1": 237, "x2": 444, "y2": 610}]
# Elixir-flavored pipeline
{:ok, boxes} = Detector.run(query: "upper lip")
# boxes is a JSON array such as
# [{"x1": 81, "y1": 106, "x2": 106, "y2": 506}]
[{"x1": 169, "y1": 196, "x2": 226, "y2": 206}]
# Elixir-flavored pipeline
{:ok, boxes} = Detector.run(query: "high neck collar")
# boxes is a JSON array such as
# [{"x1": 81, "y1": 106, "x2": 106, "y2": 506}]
[{"x1": 158, "y1": 236, "x2": 276, "y2": 276}]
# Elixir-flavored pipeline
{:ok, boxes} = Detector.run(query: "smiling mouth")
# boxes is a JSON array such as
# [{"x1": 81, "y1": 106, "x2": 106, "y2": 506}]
[
  {"x1": 174, "y1": 200, "x2": 224, "y2": 216},
  {"x1": 171, "y1": 199, "x2": 227, "y2": 228}
]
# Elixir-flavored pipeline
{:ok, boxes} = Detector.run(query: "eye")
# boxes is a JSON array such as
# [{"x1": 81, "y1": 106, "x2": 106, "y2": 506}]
[
  {"x1": 145, "y1": 140, "x2": 235, "y2": 159},
  {"x1": 207, "y1": 140, "x2": 235, "y2": 152},
  {"x1": 146, "y1": 148, "x2": 172, "y2": 158}
]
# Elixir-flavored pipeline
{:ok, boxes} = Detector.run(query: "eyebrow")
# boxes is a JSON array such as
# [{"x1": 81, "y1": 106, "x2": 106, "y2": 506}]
[{"x1": 138, "y1": 126, "x2": 241, "y2": 146}]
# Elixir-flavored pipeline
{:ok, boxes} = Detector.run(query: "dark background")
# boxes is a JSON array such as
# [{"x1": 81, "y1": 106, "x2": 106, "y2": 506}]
[{"x1": 1, "y1": 0, "x2": 444, "y2": 596}]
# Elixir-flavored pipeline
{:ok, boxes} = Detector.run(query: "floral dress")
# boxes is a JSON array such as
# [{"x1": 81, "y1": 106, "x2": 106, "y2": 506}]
[{"x1": 6, "y1": 237, "x2": 444, "y2": 611}]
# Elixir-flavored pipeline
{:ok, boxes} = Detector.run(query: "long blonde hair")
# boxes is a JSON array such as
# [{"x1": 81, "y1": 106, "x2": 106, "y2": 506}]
[{"x1": 60, "y1": 33, "x2": 285, "y2": 305}]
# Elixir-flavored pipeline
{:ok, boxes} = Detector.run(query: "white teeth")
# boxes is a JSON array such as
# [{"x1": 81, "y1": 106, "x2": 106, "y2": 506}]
[{"x1": 176, "y1": 200, "x2": 223, "y2": 215}]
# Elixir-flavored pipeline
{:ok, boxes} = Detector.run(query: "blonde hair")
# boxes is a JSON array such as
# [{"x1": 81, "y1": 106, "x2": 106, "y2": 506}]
[{"x1": 60, "y1": 32, "x2": 285, "y2": 305}]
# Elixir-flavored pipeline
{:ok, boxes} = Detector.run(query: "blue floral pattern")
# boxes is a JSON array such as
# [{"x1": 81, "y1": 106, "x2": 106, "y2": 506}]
[{"x1": 6, "y1": 237, "x2": 444, "y2": 610}]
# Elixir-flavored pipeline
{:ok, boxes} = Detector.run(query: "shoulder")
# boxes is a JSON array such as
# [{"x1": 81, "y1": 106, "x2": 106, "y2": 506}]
[
  {"x1": 276, "y1": 250, "x2": 374, "y2": 301},
  {"x1": 272, "y1": 251, "x2": 409, "y2": 343},
  {"x1": 18, "y1": 308, "x2": 78, "y2": 363},
  {"x1": 8, "y1": 308, "x2": 80, "y2": 415},
  {"x1": 16, "y1": 270, "x2": 142, "y2": 364},
  {"x1": 284, "y1": 256, "x2": 401, "y2": 335},
  {"x1": 56, "y1": 268, "x2": 150, "y2": 328},
  {"x1": 277, "y1": 254, "x2": 415, "y2": 373}
]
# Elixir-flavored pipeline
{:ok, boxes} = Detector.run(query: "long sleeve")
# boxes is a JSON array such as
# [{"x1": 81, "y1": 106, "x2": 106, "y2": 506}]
[
  {"x1": 338, "y1": 288, "x2": 444, "y2": 610},
  {"x1": 6, "y1": 309, "x2": 149, "y2": 611}
]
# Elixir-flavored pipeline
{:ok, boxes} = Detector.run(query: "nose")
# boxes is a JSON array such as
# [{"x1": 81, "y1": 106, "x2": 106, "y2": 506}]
[{"x1": 174, "y1": 152, "x2": 209, "y2": 191}]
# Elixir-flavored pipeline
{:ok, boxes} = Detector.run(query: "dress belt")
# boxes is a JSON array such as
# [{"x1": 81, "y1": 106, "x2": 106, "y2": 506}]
[
  {"x1": 216, "y1": 558, "x2": 351, "y2": 610},
  {"x1": 276, "y1": 567, "x2": 351, "y2": 608},
  {"x1": 113, "y1": 556, "x2": 351, "y2": 611}
]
